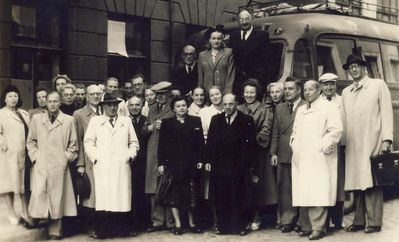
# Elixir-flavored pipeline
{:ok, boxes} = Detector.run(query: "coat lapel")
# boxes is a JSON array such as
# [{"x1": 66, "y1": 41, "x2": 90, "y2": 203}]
[
  {"x1": 111, "y1": 117, "x2": 125, "y2": 136},
  {"x1": 4, "y1": 108, "x2": 22, "y2": 123},
  {"x1": 205, "y1": 51, "x2": 215, "y2": 70},
  {"x1": 213, "y1": 50, "x2": 225, "y2": 68}
]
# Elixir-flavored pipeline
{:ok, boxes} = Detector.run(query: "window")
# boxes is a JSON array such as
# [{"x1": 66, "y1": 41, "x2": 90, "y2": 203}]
[
  {"x1": 382, "y1": 44, "x2": 399, "y2": 83},
  {"x1": 377, "y1": 0, "x2": 398, "y2": 24},
  {"x1": 357, "y1": 40, "x2": 383, "y2": 79},
  {"x1": 107, "y1": 18, "x2": 149, "y2": 83},
  {"x1": 293, "y1": 39, "x2": 312, "y2": 79},
  {"x1": 268, "y1": 41, "x2": 284, "y2": 82}
]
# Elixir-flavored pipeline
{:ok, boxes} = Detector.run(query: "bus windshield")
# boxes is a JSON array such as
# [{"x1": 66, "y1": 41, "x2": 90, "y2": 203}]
[{"x1": 268, "y1": 41, "x2": 284, "y2": 82}]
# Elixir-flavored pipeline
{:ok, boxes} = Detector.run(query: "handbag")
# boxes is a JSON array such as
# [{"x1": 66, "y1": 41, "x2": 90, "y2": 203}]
[
  {"x1": 371, "y1": 152, "x2": 399, "y2": 186},
  {"x1": 154, "y1": 169, "x2": 173, "y2": 206}
]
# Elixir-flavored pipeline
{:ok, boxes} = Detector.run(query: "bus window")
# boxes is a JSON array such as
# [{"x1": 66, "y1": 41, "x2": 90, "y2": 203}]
[
  {"x1": 316, "y1": 37, "x2": 355, "y2": 79},
  {"x1": 381, "y1": 44, "x2": 399, "y2": 83},
  {"x1": 356, "y1": 40, "x2": 383, "y2": 79},
  {"x1": 293, "y1": 39, "x2": 312, "y2": 79},
  {"x1": 268, "y1": 41, "x2": 284, "y2": 82}
]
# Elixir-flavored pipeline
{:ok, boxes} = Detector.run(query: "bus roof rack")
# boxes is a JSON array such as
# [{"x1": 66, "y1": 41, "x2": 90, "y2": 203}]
[{"x1": 239, "y1": 0, "x2": 399, "y2": 24}]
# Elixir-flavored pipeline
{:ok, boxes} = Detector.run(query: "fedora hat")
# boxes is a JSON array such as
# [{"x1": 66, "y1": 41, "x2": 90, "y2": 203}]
[
  {"x1": 100, "y1": 92, "x2": 122, "y2": 105},
  {"x1": 343, "y1": 54, "x2": 367, "y2": 70}
]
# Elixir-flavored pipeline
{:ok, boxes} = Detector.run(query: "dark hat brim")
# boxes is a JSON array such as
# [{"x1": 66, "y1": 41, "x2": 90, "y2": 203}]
[
  {"x1": 99, "y1": 99, "x2": 122, "y2": 105},
  {"x1": 343, "y1": 60, "x2": 367, "y2": 70}
]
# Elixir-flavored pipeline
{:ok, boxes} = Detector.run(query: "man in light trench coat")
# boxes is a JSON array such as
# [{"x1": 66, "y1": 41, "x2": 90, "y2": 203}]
[
  {"x1": 27, "y1": 91, "x2": 78, "y2": 240},
  {"x1": 84, "y1": 92, "x2": 139, "y2": 239},
  {"x1": 290, "y1": 80, "x2": 343, "y2": 240},
  {"x1": 341, "y1": 54, "x2": 393, "y2": 233}
]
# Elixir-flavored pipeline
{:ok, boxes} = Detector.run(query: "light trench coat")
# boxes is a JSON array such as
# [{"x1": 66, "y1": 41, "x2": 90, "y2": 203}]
[
  {"x1": 84, "y1": 115, "x2": 139, "y2": 212},
  {"x1": 341, "y1": 76, "x2": 393, "y2": 191},
  {"x1": 0, "y1": 108, "x2": 29, "y2": 194},
  {"x1": 290, "y1": 97, "x2": 342, "y2": 207},
  {"x1": 26, "y1": 111, "x2": 78, "y2": 219}
]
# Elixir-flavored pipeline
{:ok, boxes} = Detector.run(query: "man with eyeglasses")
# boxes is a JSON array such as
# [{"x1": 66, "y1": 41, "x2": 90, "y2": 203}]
[
  {"x1": 60, "y1": 83, "x2": 78, "y2": 115},
  {"x1": 173, "y1": 45, "x2": 198, "y2": 96},
  {"x1": 229, "y1": 9, "x2": 270, "y2": 100},
  {"x1": 73, "y1": 84, "x2": 103, "y2": 238},
  {"x1": 341, "y1": 54, "x2": 393, "y2": 234}
]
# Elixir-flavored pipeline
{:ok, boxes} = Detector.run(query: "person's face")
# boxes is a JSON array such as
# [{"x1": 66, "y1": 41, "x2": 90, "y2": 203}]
[
  {"x1": 128, "y1": 97, "x2": 143, "y2": 116},
  {"x1": 238, "y1": 11, "x2": 253, "y2": 31},
  {"x1": 182, "y1": 48, "x2": 196, "y2": 66},
  {"x1": 173, "y1": 100, "x2": 188, "y2": 117},
  {"x1": 270, "y1": 85, "x2": 283, "y2": 103},
  {"x1": 321, "y1": 81, "x2": 337, "y2": 97},
  {"x1": 132, "y1": 78, "x2": 145, "y2": 95},
  {"x1": 102, "y1": 103, "x2": 118, "y2": 117},
  {"x1": 106, "y1": 80, "x2": 119, "y2": 94},
  {"x1": 192, "y1": 88, "x2": 205, "y2": 106},
  {"x1": 62, "y1": 88, "x2": 75, "y2": 105},
  {"x1": 304, "y1": 81, "x2": 320, "y2": 103},
  {"x1": 156, "y1": 92, "x2": 168, "y2": 105},
  {"x1": 284, "y1": 81, "x2": 301, "y2": 103},
  {"x1": 36, "y1": 90, "x2": 47, "y2": 108},
  {"x1": 86, "y1": 86, "x2": 102, "y2": 106},
  {"x1": 124, "y1": 82, "x2": 133, "y2": 98},
  {"x1": 209, "y1": 88, "x2": 222, "y2": 105},
  {"x1": 75, "y1": 88, "x2": 85, "y2": 103},
  {"x1": 348, "y1": 63, "x2": 366, "y2": 81},
  {"x1": 55, "y1": 78, "x2": 67, "y2": 92},
  {"x1": 170, "y1": 89, "x2": 181, "y2": 98},
  {"x1": 243, "y1": 85, "x2": 257, "y2": 105},
  {"x1": 145, "y1": 89, "x2": 156, "y2": 105},
  {"x1": 209, "y1": 32, "x2": 223, "y2": 50},
  {"x1": 223, "y1": 95, "x2": 237, "y2": 116},
  {"x1": 5, "y1": 92, "x2": 19, "y2": 108},
  {"x1": 47, "y1": 93, "x2": 61, "y2": 113}
]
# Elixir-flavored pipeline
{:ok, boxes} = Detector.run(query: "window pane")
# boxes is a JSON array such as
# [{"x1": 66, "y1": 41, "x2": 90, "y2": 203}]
[
  {"x1": 356, "y1": 40, "x2": 383, "y2": 79},
  {"x1": 268, "y1": 41, "x2": 284, "y2": 82},
  {"x1": 36, "y1": 9, "x2": 61, "y2": 47},
  {"x1": 382, "y1": 44, "x2": 399, "y2": 83},
  {"x1": 126, "y1": 22, "x2": 147, "y2": 57},
  {"x1": 12, "y1": 5, "x2": 36, "y2": 40},
  {"x1": 293, "y1": 39, "x2": 312, "y2": 79},
  {"x1": 13, "y1": 47, "x2": 32, "y2": 80}
]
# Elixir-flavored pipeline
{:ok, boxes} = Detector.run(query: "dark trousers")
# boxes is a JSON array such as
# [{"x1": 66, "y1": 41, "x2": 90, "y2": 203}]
[
  {"x1": 327, "y1": 201, "x2": 344, "y2": 227},
  {"x1": 79, "y1": 206, "x2": 95, "y2": 233},
  {"x1": 277, "y1": 164, "x2": 298, "y2": 225},
  {"x1": 94, "y1": 211, "x2": 131, "y2": 238},
  {"x1": 131, "y1": 177, "x2": 151, "y2": 230},
  {"x1": 214, "y1": 176, "x2": 249, "y2": 234},
  {"x1": 353, "y1": 187, "x2": 383, "y2": 227}
]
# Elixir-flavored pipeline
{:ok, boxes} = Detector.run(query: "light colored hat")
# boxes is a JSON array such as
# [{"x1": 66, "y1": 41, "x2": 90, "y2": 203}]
[
  {"x1": 319, "y1": 73, "x2": 339, "y2": 83},
  {"x1": 151, "y1": 81, "x2": 172, "y2": 93}
]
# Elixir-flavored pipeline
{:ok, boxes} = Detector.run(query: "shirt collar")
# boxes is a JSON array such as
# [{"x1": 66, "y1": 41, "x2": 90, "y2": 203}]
[
  {"x1": 247, "y1": 101, "x2": 261, "y2": 114},
  {"x1": 241, "y1": 26, "x2": 253, "y2": 39},
  {"x1": 225, "y1": 110, "x2": 238, "y2": 119}
]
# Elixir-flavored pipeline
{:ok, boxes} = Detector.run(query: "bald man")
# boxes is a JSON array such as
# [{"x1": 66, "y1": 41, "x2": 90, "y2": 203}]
[
  {"x1": 206, "y1": 93, "x2": 257, "y2": 235},
  {"x1": 73, "y1": 84, "x2": 103, "y2": 237},
  {"x1": 229, "y1": 10, "x2": 270, "y2": 100},
  {"x1": 173, "y1": 45, "x2": 198, "y2": 96}
]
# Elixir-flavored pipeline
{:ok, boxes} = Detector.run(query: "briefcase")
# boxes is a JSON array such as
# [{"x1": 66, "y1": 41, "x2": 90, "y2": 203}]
[{"x1": 371, "y1": 152, "x2": 399, "y2": 186}]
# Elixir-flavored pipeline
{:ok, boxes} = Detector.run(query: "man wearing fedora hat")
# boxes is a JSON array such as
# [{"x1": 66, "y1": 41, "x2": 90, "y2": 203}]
[
  {"x1": 84, "y1": 92, "x2": 139, "y2": 239},
  {"x1": 144, "y1": 81, "x2": 175, "y2": 232},
  {"x1": 341, "y1": 54, "x2": 393, "y2": 233}
]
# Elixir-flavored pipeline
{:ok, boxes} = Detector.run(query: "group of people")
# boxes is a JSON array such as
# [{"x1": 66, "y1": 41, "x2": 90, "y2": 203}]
[{"x1": 0, "y1": 9, "x2": 394, "y2": 242}]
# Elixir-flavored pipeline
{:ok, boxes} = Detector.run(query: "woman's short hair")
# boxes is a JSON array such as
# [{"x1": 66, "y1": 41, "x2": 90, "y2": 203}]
[
  {"x1": 52, "y1": 74, "x2": 72, "y2": 90},
  {"x1": 267, "y1": 82, "x2": 284, "y2": 94},
  {"x1": 61, "y1": 83, "x2": 77, "y2": 94},
  {"x1": 170, "y1": 96, "x2": 188, "y2": 111},
  {"x1": 208, "y1": 85, "x2": 222, "y2": 95},
  {"x1": 242, "y1": 78, "x2": 262, "y2": 101},
  {"x1": 206, "y1": 29, "x2": 226, "y2": 50},
  {"x1": 0, "y1": 85, "x2": 23, "y2": 108}
]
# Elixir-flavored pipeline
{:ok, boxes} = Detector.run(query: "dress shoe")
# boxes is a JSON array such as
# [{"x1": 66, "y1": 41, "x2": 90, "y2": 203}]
[
  {"x1": 173, "y1": 227, "x2": 183, "y2": 235},
  {"x1": 240, "y1": 228, "x2": 251, "y2": 236},
  {"x1": 189, "y1": 226, "x2": 203, "y2": 233},
  {"x1": 48, "y1": 235, "x2": 62, "y2": 240},
  {"x1": 250, "y1": 221, "x2": 260, "y2": 231},
  {"x1": 274, "y1": 224, "x2": 282, "y2": 229},
  {"x1": 281, "y1": 224, "x2": 294, "y2": 233},
  {"x1": 91, "y1": 233, "x2": 105, "y2": 240},
  {"x1": 146, "y1": 226, "x2": 164, "y2": 233},
  {"x1": 345, "y1": 224, "x2": 365, "y2": 232},
  {"x1": 364, "y1": 226, "x2": 381, "y2": 233},
  {"x1": 299, "y1": 230, "x2": 312, "y2": 237},
  {"x1": 214, "y1": 226, "x2": 221, "y2": 235},
  {"x1": 308, "y1": 231, "x2": 324, "y2": 240},
  {"x1": 294, "y1": 225, "x2": 302, "y2": 233}
]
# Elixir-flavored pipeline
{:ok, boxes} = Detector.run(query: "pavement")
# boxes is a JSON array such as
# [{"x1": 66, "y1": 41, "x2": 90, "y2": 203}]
[{"x1": 1, "y1": 190, "x2": 399, "y2": 242}]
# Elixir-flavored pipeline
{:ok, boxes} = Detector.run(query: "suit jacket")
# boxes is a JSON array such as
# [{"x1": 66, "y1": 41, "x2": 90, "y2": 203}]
[
  {"x1": 198, "y1": 48, "x2": 235, "y2": 94},
  {"x1": 173, "y1": 63, "x2": 198, "y2": 95},
  {"x1": 73, "y1": 105, "x2": 99, "y2": 208},
  {"x1": 229, "y1": 28, "x2": 270, "y2": 92},
  {"x1": 207, "y1": 110, "x2": 256, "y2": 177},
  {"x1": 270, "y1": 99, "x2": 306, "y2": 164},
  {"x1": 130, "y1": 115, "x2": 149, "y2": 179}
]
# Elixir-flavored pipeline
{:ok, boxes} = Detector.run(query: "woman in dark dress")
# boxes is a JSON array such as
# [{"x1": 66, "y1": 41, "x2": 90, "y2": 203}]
[{"x1": 158, "y1": 96, "x2": 205, "y2": 235}]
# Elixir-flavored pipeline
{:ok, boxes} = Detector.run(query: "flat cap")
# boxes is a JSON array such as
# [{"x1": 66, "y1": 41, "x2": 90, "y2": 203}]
[
  {"x1": 319, "y1": 73, "x2": 339, "y2": 83},
  {"x1": 151, "y1": 81, "x2": 172, "y2": 93}
]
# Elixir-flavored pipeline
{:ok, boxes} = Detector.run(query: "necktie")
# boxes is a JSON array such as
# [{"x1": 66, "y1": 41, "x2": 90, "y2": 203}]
[
  {"x1": 308, "y1": 103, "x2": 311, "y2": 109},
  {"x1": 227, "y1": 116, "x2": 231, "y2": 125},
  {"x1": 289, "y1": 103, "x2": 294, "y2": 115},
  {"x1": 95, "y1": 107, "x2": 100, "y2": 115},
  {"x1": 242, "y1": 31, "x2": 247, "y2": 41},
  {"x1": 50, "y1": 115, "x2": 56, "y2": 124},
  {"x1": 327, "y1": 97, "x2": 332, "y2": 102},
  {"x1": 187, "y1": 65, "x2": 192, "y2": 74},
  {"x1": 109, "y1": 118, "x2": 114, "y2": 127}
]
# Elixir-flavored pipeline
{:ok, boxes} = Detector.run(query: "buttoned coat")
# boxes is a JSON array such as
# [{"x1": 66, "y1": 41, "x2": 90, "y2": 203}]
[
  {"x1": 342, "y1": 76, "x2": 393, "y2": 191},
  {"x1": 73, "y1": 105, "x2": 98, "y2": 208},
  {"x1": 290, "y1": 97, "x2": 343, "y2": 206},
  {"x1": 173, "y1": 63, "x2": 198, "y2": 95},
  {"x1": 198, "y1": 48, "x2": 235, "y2": 93},
  {"x1": 270, "y1": 100, "x2": 306, "y2": 164},
  {"x1": 144, "y1": 102, "x2": 175, "y2": 194},
  {"x1": 84, "y1": 115, "x2": 139, "y2": 212},
  {"x1": 26, "y1": 111, "x2": 78, "y2": 219},
  {"x1": 0, "y1": 108, "x2": 30, "y2": 194}
]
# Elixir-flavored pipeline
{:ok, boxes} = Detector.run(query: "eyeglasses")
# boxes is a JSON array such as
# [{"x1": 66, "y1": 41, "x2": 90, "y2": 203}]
[
  {"x1": 183, "y1": 53, "x2": 195, "y2": 56},
  {"x1": 239, "y1": 17, "x2": 251, "y2": 23},
  {"x1": 348, "y1": 63, "x2": 361, "y2": 70}
]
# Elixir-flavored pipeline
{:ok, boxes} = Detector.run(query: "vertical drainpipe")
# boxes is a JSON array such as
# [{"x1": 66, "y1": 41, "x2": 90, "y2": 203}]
[{"x1": 168, "y1": 0, "x2": 173, "y2": 78}]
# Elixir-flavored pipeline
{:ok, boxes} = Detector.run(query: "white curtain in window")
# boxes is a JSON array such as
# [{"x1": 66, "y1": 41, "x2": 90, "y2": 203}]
[{"x1": 107, "y1": 20, "x2": 128, "y2": 57}]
